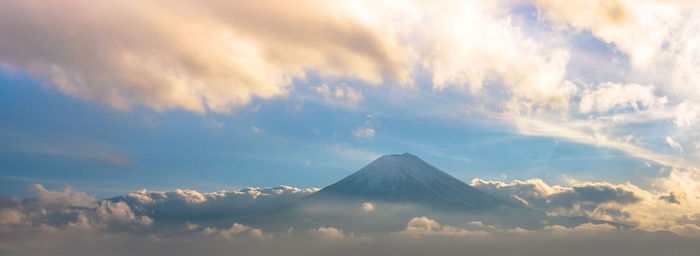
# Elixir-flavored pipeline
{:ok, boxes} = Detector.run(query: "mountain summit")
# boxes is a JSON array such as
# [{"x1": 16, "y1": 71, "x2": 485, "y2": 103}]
[{"x1": 307, "y1": 153, "x2": 509, "y2": 211}]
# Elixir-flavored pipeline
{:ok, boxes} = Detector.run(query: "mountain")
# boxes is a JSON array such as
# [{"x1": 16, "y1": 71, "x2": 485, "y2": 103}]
[
  {"x1": 304, "y1": 153, "x2": 509, "y2": 211},
  {"x1": 280, "y1": 153, "x2": 625, "y2": 233}
]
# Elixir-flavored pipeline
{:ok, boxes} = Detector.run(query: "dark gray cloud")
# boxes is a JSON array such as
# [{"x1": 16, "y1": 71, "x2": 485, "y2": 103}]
[
  {"x1": 0, "y1": 184, "x2": 317, "y2": 234},
  {"x1": 0, "y1": 184, "x2": 153, "y2": 232},
  {"x1": 470, "y1": 179, "x2": 641, "y2": 220},
  {"x1": 659, "y1": 192, "x2": 680, "y2": 204},
  {"x1": 467, "y1": 178, "x2": 700, "y2": 236}
]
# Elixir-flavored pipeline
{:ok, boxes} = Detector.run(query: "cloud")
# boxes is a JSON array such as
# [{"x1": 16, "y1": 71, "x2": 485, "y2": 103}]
[
  {"x1": 471, "y1": 178, "x2": 641, "y2": 217},
  {"x1": 2, "y1": 185, "x2": 700, "y2": 255},
  {"x1": 397, "y1": 216, "x2": 625, "y2": 238},
  {"x1": 416, "y1": 1, "x2": 575, "y2": 109},
  {"x1": 579, "y1": 82, "x2": 666, "y2": 114},
  {"x1": 185, "y1": 222, "x2": 198, "y2": 231},
  {"x1": 0, "y1": 0, "x2": 576, "y2": 114},
  {"x1": 116, "y1": 185, "x2": 318, "y2": 221},
  {"x1": 535, "y1": 0, "x2": 688, "y2": 66},
  {"x1": 97, "y1": 201, "x2": 153, "y2": 227},
  {"x1": 397, "y1": 217, "x2": 520, "y2": 237},
  {"x1": 332, "y1": 144, "x2": 381, "y2": 162},
  {"x1": 0, "y1": 129, "x2": 130, "y2": 165},
  {"x1": 21, "y1": 175, "x2": 686, "y2": 239},
  {"x1": 535, "y1": 0, "x2": 700, "y2": 114},
  {"x1": 674, "y1": 102, "x2": 700, "y2": 128},
  {"x1": 0, "y1": 0, "x2": 414, "y2": 113},
  {"x1": 352, "y1": 127, "x2": 375, "y2": 139},
  {"x1": 250, "y1": 126, "x2": 263, "y2": 134},
  {"x1": 659, "y1": 193, "x2": 680, "y2": 204},
  {"x1": 308, "y1": 226, "x2": 346, "y2": 239},
  {"x1": 0, "y1": 184, "x2": 320, "y2": 238},
  {"x1": 665, "y1": 136, "x2": 684, "y2": 152},
  {"x1": 203, "y1": 223, "x2": 265, "y2": 240},
  {"x1": 0, "y1": 184, "x2": 152, "y2": 234},
  {"x1": 1, "y1": 220, "x2": 697, "y2": 256},
  {"x1": 204, "y1": 118, "x2": 224, "y2": 130},
  {"x1": 544, "y1": 223, "x2": 618, "y2": 232},
  {"x1": 470, "y1": 177, "x2": 700, "y2": 235},
  {"x1": 362, "y1": 202, "x2": 375, "y2": 211},
  {"x1": 314, "y1": 83, "x2": 364, "y2": 109}
]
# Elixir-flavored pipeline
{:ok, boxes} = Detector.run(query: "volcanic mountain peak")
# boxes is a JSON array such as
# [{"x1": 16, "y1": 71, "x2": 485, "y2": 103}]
[
  {"x1": 349, "y1": 153, "x2": 445, "y2": 185},
  {"x1": 308, "y1": 153, "x2": 509, "y2": 211}
]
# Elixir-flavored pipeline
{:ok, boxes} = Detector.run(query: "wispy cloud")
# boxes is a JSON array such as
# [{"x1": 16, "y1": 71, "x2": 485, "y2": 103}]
[
  {"x1": 352, "y1": 127, "x2": 375, "y2": 139},
  {"x1": 0, "y1": 129, "x2": 129, "y2": 165},
  {"x1": 314, "y1": 83, "x2": 364, "y2": 109}
]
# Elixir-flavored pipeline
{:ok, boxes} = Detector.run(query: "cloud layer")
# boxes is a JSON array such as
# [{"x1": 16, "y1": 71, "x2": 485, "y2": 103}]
[
  {"x1": 2, "y1": 184, "x2": 699, "y2": 255},
  {"x1": 471, "y1": 177, "x2": 700, "y2": 236},
  {"x1": 0, "y1": 184, "x2": 317, "y2": 236},
  {"x1": 0, "y1": 0, "x2": 575, "y2": 113}
]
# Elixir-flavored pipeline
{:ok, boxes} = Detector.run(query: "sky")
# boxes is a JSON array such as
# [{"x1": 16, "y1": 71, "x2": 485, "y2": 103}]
[{"x1": 2, "y1": 0, "x2": 700, "y2": 247}]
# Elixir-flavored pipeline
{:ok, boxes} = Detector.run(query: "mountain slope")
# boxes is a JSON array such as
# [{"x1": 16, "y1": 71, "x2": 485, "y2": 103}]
[{"x1": 304, "y1": 153, "x2": 510, "y2": 211}]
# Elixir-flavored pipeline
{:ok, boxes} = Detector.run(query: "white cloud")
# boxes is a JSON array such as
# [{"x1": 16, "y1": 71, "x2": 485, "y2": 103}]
[
  {"x1": 579, "y1": 82, "x2": 666, "y2": 113},
  {"x1": 0, "y1": 0, "x2": 415, "y2": 113},
  {"x1": 352, "y1": 127, "x2": 376, "y2": 138},
  {"x1": 674, "y1": 102, "x2": 700, "y2": 128},
  {"x1": 250, "y1": 126, "x2": 263, "y2": 134},
  {"x1": 415, "y1": 1, "x2": 575, "y2": 109},
  {"x1": 362, "y1": 202, "x2": 375, "y2": 211},
  {"x1": 535, "y1": 0, "x2": 700, "y2": 115},
  {"x1": 202, "y1": 223, "x2": 266, "y2": 240},
  {"x1": 470, "y1": 177, "x2": 700, "y2": 236},
  {"x1": 398, "y1": 216, "x2": 624, "y2": 238},
  {"x1": 666, "y1": 136, "x2": 684, "y2": 152},
  {"x1": 332, "y1": 144, "x2": 381, "y2": 162},
  {"x1": 27, "y1": 184, "x2": 95, "y2": 209},
  {"x1": 0, "y1": 184, "x2": 155, "y2": 233},
  {"x1": 0, "y1": 0, "x2": 576, "y2": 114},
  {"x1": 118, "y1": 186, "x2": 319, "y2": 222},
  {"x1": 0, "y1": 208, "x2": 23, "y2": 225},
  {"x1": 544, "y1": 223, "x2": 617, "y2": 233},
  {"x1": 470, "y1": 178, "x2": 641, "y2": 217},
  {"x1": 535, "y1": 0, "x2": 685, "y2": 67},
  {"x1": 0, "y1": 184, "x2": 321, "y2": 237},
  {"x1": 97, "y1": 201, "x2": 153, "y2": 226},
  {"x1": 313, "y1": 83, "x2": 364, "y2": 108},
  {"x1": 205, "y1": 118, "x2": 224, "y2": 130},
  {"x1": 185, "y1": 222, "x2": 198, "y2": 231},
  {"x1": 308, "y1": 226, "x2": 346, "y2": 239},
  {"x1": 510, "y1": 115, "x2": 685, "y2": 167},
  {"x1": 397, "y1": 217, "x2": 491, "y2": 237}
]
